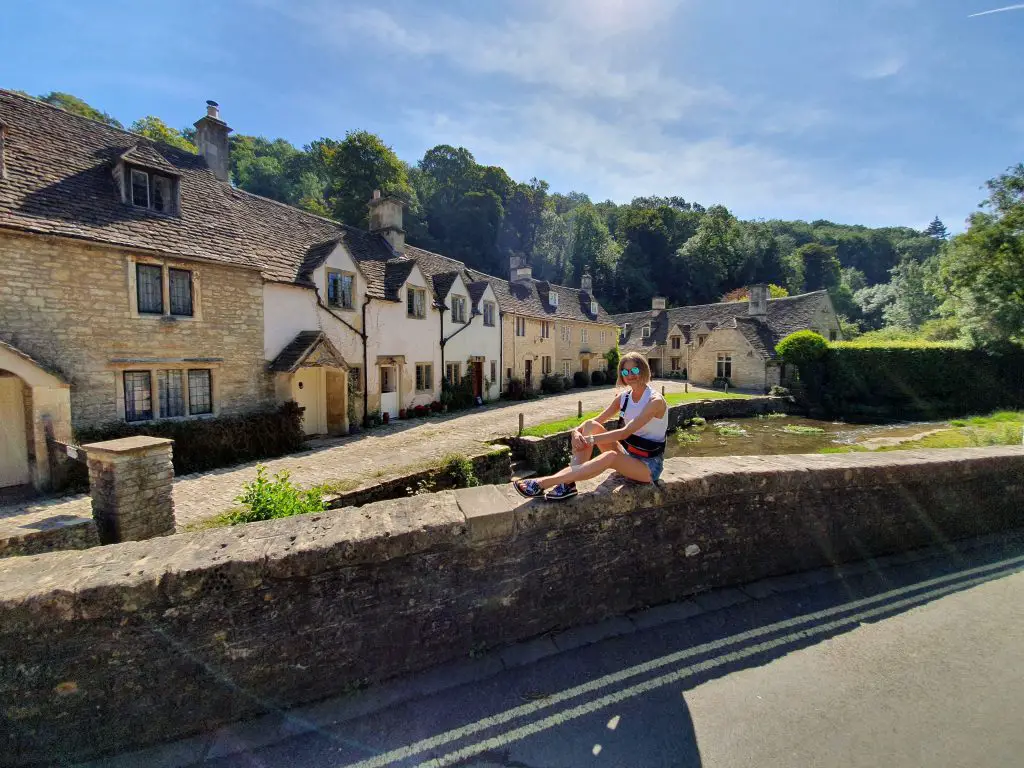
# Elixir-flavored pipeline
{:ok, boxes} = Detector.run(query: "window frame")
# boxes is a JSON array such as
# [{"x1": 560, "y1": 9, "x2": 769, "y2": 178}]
[
  {"x1": 130, "y1": 168, "x2": 150, "y2": 208},
  {"x1": 541, "y1": 321, "x2": 550, "y2": 339},
  {"x1": 327, "y1": 269, "x2": 355, "y2": 310},
  {"x1": 483, "y1": 301, "x2": 496, "y2": 327},
  {"x1": 132, "y1": 259, "x2": 199, "y2": 321},
  {"x1": 168, "y1": 268, "x2": 194, "y2": 317},
  {"x1": 445, "y1": 362, "x2": 461, "y2": 385},
  {"x1": 415, "y1": 362, "x2": 433, "y2": 392},
  {"x1": 591, "y1": 300, "x2": 598, "y2": 315},
  {"x1": 549, "y1": 291, "x2": 559, "y2": 308},
  {"x1": 407, "y1": 287, "x2": 427, "y2": 319},
  {"x1": 150, "y1": 173, "x2": 173, "y2": 214},
  {"x1": 563, "y1": 361, "x2": 571, "y2": 377},
  {"x1": 515, "y1": 316, "x2": 526, "y2": 337},
  {"x1": 581, "y1": 328, "x2": 589, "y2": 343},
  {"x1": 641, "y1": 325, "x2": 651, "y2": 339},
  {"x1": 350, "y1": 365, "x2": 363, "y2": 393},
  {"x1": 716, "y1": 353, "x2": 733, "y2": 379},
  {"x1": 136, "y1": 263, "x2": 164, "y2": 315},
  {"x1": 123, "y1": 370, "x2": 153, "y2": 422},
  {"x1": 542, "y1": 355, "x2": 552, "y2": 375},
  {"x1": 451, "y1": 295, "x2": 467, "y2": 324},
  {"x1": 490, "y1": 360, "x2": 497, "y2": 384},
  {"x1": 121, "y1": 366, "x2": 215, "y2": 422},
  {"x1": 671, "y1": 336, "x2": 681, "y2": 350}
]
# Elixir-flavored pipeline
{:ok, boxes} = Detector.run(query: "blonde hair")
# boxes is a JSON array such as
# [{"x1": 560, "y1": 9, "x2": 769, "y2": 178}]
[{"x1": 615, "y1": 352, "x2": 652, "y2": 387}]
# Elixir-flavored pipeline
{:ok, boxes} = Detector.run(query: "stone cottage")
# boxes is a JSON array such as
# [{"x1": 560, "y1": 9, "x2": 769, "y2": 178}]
[{"x1": 613, "y1": 285, "x2": 843, "y2": 391}]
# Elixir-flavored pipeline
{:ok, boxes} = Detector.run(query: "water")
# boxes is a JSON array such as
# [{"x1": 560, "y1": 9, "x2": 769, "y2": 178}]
[{"x1": 665, "y1": 415, "x2": 945, "y2": 459}]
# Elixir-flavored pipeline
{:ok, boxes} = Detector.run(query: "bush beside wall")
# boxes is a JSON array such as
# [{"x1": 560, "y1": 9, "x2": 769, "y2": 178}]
[{"x1": 74, "y1": 402, "x2": 305, "y2": 476}]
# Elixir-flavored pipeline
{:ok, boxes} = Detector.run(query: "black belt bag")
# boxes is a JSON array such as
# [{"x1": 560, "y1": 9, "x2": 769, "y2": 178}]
[{"x1": 622, "y1": 434, "x2": 665, "y2": 458}]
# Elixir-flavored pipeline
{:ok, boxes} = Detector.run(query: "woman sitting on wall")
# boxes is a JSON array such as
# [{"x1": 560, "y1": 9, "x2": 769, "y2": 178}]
[{"x1": 513, "y1": 352, "x2": 668, "y2": 501}]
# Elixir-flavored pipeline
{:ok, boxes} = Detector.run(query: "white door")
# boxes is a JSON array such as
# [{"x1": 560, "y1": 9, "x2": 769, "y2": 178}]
[
  {"x1": 379, "y1": 365, "x2": 399, "y2": 418},
  {"x1": 292, "y1": 367, "x2": 326, "y2": 435},
  {"x1": 0, "y1": 376, "x2": 31, "y2": 488}
]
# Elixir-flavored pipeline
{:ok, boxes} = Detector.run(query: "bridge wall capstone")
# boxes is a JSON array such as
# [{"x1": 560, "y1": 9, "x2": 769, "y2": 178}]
[{"x1": 1, "y1": 447, "x2": 1022, "y2": 765}]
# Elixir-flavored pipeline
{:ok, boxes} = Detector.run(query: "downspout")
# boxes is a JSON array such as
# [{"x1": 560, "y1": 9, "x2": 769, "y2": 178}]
[
  {"x1": 362, "y1": 296, "x2": 370, "y2": 425},
  {"x1": 498, "y1": 311, "x2": 504, "y2": 394},
  {"x1": 440, "y1": 310, "x2": 479, "y2": 386},
  {"x1": 440, "y1": 308, "x2": 445, "y2": 387},
  {"x1": 314, "y1": 287, "x2": 372, "y2": 427}
]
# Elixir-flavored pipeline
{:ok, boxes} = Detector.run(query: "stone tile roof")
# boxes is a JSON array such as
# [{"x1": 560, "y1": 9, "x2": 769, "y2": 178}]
[
  {"x1": 614, "y1": 291, "x2": 829, "y2": 359},
  {"x1": 383, "y1": 259, "x2": 417, "y2": 302},
  {"x1": 464, "y1": 269, "x2": 616, "y2": 326},
  {"x1": 268, "y1": 331, "x2": 324, "y2": 372},
  {"x1": 119, "y1": 143, "x2": 181, "y2": 176},
  {"x1": 467, "y1": 281, "x2": 489, "y2": 307},
  {"x1": 0, "y1": 339, "x2": 69, "y2": 383}
]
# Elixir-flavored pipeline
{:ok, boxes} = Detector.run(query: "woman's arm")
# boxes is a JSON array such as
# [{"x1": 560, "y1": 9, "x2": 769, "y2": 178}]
[
  {"x1": 588, "y1": 397, "x2": 667, "y2": 445},
  {"x1": 573, "y1": 394, "x2": 624, "y2": 436}
]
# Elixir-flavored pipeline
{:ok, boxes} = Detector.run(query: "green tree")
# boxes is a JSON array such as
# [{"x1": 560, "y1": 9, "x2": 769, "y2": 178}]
[
  {"x1": 795, "y1": 243, "x2": 842, "y2": 291},
  {"x1": 130, "y1": 116, "x2": 196, "y2": 152},
  {"x1": 38, "y1": 91, "x2": 122, "y2": 128},
  {"x1": 327, "y1": 131, "x2": 414, "y2": 227},
  {"x1": 939, "y1": 164, "x2": 1024, "y2": 347},
  {"x1": 924, "y1": 216, "x2": 949, "y2": 240},
  {"x1": 882, "y1": 258, "x2": 940, "y2": 329}
]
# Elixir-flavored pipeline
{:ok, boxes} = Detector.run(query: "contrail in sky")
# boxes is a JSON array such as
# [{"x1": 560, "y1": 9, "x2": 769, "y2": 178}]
[{"x1": 968, "y1": 4, "x2": 1024, "y2": 16}]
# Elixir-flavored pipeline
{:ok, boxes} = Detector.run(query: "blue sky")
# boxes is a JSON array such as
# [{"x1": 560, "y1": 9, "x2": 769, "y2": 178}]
[{"x1": 3, "y1": 0, "x2": 1023, "y2": 231}]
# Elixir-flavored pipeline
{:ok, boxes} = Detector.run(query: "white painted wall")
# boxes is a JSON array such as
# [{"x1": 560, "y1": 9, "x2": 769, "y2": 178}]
[
  {"x1": 264, "y1": 283, "x2": 318, "y2": 361},
  {"x1": 442, "y1": 278, "x2": 502, "y2": 400}
]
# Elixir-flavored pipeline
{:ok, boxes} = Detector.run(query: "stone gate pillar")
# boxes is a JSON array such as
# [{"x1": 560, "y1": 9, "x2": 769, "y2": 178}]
[{"x1": 82, "y1": 436, "x2": 175, "y2": 544}]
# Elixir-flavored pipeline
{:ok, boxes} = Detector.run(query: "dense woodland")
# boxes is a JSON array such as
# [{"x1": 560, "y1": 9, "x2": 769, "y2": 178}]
[{"x1": 22, "y1": 91, "x2": 1024, "y2": 348}]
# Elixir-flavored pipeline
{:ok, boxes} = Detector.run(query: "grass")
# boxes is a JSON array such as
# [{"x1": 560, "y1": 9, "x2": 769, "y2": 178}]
[
  {"x1": 819, "y1": 410, "x2": 1024, "y2": 454},
  {"x1": 520, "y1": 391, "x2": 750, "y2": 437},
  {"x1": 782, "y1": 425, "x2": 826, "y2": 435},
  {"x1": 716, "y1": 425, "x2": 747, "y2": 437}
]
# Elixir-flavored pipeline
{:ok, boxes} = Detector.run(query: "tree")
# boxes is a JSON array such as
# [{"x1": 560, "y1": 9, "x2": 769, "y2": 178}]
[
  {"x1": 130, "y1": 117, "x2": 196, "y2": 152},
  {"x1": 795, "y1": 243, "x2": 842, "y2": 291},
  {"x1": 327, "y1": 131, "x2": 415, "y2": 227},
  {"x1": 882, "y1": 258, "x2": 940, "y2": 329},
  {"x1": 938, "y1": 164, "x2": 1024, "y2": 347},
  {"x1": 924, "y1": 216, "x2": 949, "y2": 241},
  {"x1": 720, "y1": 285, "x2": 789, "y2": 302},
  {"x1": 38, "y1": 91, "x2": 122, "y2": 128}
]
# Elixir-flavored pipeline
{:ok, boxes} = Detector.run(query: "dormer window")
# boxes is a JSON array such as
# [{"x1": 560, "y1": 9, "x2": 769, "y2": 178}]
[
  {"x1": 642, "y1": 325, "x2": 651, "y2": 339},
  {"x1": 549, "y1": 291, "x2": 559, "y2": 308},
  {"x1": 452, "y1": 295, "x2": 467, "y2": 323},
  {"x1": 130, "y1": 168, "x2": 175, "y2": 214},
  {"x1": 590, "y1": 300, "x2": 598, "y2": 315}
]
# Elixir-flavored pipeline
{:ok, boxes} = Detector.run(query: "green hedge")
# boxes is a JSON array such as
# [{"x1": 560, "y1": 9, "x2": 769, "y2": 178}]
[
  {"x1": 74, "y1": 402, "x2": 305, "y2": 476},
  {"x1": 803, "y1": 345, "x2": 1024, "y2": 420}
]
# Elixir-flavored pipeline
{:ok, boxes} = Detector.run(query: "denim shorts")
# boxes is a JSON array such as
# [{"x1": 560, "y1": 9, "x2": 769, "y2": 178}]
[{"x1": 622, "y1": 449, "x2": 664, "y2": 483}]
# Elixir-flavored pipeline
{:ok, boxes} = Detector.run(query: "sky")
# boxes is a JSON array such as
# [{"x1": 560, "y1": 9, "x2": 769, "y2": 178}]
[{"x1": 2, "y1": 0, "x2": 1023, "y2": 232}]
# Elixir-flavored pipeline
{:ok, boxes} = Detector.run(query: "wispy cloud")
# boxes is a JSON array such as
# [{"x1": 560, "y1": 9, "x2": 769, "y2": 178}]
[{"x1": 968, "y1": 4, "x2": 1024, "y2": 17}]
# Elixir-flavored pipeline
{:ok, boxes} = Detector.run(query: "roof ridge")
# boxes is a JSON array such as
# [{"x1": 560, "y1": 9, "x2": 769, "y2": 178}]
[{"x1": 1, "y1": 88, "x2": 202, "y2": 156}]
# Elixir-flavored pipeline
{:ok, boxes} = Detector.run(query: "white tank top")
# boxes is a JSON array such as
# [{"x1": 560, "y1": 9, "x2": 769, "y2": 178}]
[{"x1": 620, "y1": 385, "x2": 668, "y2": 443}]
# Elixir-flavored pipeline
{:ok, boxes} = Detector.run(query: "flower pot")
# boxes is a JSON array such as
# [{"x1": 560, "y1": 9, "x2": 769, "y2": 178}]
[
  {"x1": 399, "y1": 409, "x2": 407, "y2": 419},
  {"x1": 382, "y1": 412, "x2": 390, "y2": 425}
]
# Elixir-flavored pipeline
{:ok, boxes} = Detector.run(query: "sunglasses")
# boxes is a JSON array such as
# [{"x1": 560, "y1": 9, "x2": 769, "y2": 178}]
[{"x1": 621, "y1": 366, "x2": 641, "y2": 377}]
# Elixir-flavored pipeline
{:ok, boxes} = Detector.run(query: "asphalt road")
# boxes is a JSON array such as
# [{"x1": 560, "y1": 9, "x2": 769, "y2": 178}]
[{"x1": 86, "y1": 529, "x2": 1024, "y2": 768}]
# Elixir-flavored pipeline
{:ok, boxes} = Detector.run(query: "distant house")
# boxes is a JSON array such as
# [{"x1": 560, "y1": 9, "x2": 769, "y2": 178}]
[{"x1": 612, "y1": 286, "x2": 842, "y2": 391}]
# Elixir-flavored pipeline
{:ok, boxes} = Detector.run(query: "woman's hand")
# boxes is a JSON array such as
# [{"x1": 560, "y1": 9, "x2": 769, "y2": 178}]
[{"x1": 571, "y1": 428, "x2": 586, "y2": 451}]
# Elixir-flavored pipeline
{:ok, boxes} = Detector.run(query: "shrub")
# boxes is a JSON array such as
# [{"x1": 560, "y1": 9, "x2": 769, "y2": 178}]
[
  {"x1": 711, "y1": 376, "x2": 733, "y2": 389},
  {"x1": 603, "y1": 346, "x2": 620, "y2": 375},
  {"x1": 540, "y1": 373, "x2": 565, "y2": 394},
  {"x1": 505, "y1": 377, "x2": 527, "y2": 400},
  {"x1": 414, "y1": 404, "x2": 428, "y2": 417},
  {"x1": 776, "y1": 330, "x2": 829, "y2": 367},
  {"x1": 229, "y1": 465, "x2": 325, "y2": 525},
  {"x1": 590, "y1": 370, "x2": 606, "y2": 385},
  {"x1": 770, "y1": 385, "x2": 791, "y2": 397},
  {"x1": 440, "y1": 453, "x2": 480, "y2": 488},
  {"x1": 74, "y1": 402, "x2": 304, "y2": 476},
  {"x1": 430, "y1": 400, "x2": 442, "y2": 413},
  {"x1": 441, "y1": 375, "x2": 476, "y2": 411},
  {"x1": 573, "y1": 371, "x2": 590, "y2": 388},
  {"x1": 562, "y1": 376, "x2": 573, "y2": 390}
]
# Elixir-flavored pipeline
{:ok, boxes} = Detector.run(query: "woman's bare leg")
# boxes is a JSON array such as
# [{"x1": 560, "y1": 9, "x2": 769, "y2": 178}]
[{"x1": 535, "y1": 449, "x2": 652, "y2": 489}]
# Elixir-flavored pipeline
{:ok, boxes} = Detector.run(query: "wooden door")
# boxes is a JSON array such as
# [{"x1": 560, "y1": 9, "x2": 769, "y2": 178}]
[
  {"x1": 0, "y1": 376, "x2": 30, "y2": 488},
  {"x1": 524, "y1": 359, "x2": 533, "y2": 389},
  {"x1": 292, "y1": 367, "x2": 326, "y2": 435}
]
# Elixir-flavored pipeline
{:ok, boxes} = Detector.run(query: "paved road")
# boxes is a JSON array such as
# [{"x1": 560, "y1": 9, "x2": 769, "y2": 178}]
[
  {"x1": 0, "y1": 380, "x2": 702, "y2": 531},
  {"x1": 87, "y1": 529, "x2": 1024, "y2": 768}
]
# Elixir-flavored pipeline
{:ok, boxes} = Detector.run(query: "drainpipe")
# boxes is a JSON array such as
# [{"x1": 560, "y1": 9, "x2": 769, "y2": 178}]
[
  {"x1": 440, "y1": 309, "x2": 478, "y2": 388},
  {"x1": 498, "y1": 311, "x2": 504, "y2": 395},
  {"x1": 314, "y1": 288, "x2": 372, "y2": 427}
]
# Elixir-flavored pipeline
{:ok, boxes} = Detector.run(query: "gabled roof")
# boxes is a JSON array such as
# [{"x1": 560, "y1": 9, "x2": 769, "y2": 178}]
[
  {"x1": 614, "y1": 291, "x2": 830, "y2": 359},
  {"x1": 119, "y1": 143, "x2": 181, "y2": 176},
  {"x1": 467, "y1": 280, "x2": 489, "y2": 307},
  {"x1": 465, "y1": 269, "x2": 616, "y2": 326},
  {"x1": 268, "y1": 331, "x2": 347, "y2": 372}
]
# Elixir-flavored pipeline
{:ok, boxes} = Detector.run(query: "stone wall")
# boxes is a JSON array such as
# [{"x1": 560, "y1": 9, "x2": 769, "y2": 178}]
[
  {"x1": 0, "y1": 231, "x2": 272, "y2": 431},
  {"x1": 2, "y1": 446, "x2": 1021, "y2": 765},
  {"x1": 506, "y1": 396, "x2": 790, "y2": 473},
  {"x1": 0, "y1": 516, "x2": 98, "y2": 559}
]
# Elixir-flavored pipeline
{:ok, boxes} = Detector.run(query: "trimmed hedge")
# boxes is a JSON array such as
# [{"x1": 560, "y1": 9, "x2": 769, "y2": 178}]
[
  {"x1": 590, "y1": 370, "x2": 606, "y2": 385},
  {"x1": 540, "y1": 374, "x2": 565, "y2": 394},
  {"x1": 74, "y1": 402, "x2": 305, "y2": 476},
  {"x1": 573, "y1": 371, "x2": 590, "y2": 388},
  {"x1": 803, "y1": 345, "x2": 1024, "y2": 420}
]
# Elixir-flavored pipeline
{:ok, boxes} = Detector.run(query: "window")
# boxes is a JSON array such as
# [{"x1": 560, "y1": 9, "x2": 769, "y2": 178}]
[
  {"x1": 380, "y1": 366, "x2": 396, "y2": 393},
  {"x1": 490, "y1": 360, "x2": 497, "y2": 384},
  {"x1": 157, "y1": 370, "x2": 185, "y2": 417},
  {"x1": 641, "y1": 325, "x2": 651, "y2": 339},
  {"x1": 560, "y1": 325, "x2": 571, "y2": 342},
  {"x1": 452, "y1": 295, "x2": 467, "y2": 323},
  {"x1": 549, "y1": 291, "x2": 559, "y2": 308},
  {"x1": 407, "y1": 287, "x2": 426, "y2": 318},
  {"x1": 168, "y1": 269, "x2": 193, "y2": 317},
  {"x1": 136, "y1": 264, "x2": 163, "y2": 314},
  {"x1": 601, "y1": 331, "x2": 606, "y2": 344},
  {"x1": 124, "y1": 371, "x2": 152, "y2": 422},
  {"x1": 581, "y1": 328, "x2": 589, "y2": 343},
  {"x1": 671, "y1": 336, "x2": 681, "y2": 350},
  {"x1": 131, "y1": 169, "x2": 150, "y2": 208},
  {"x1": 671, "y1": 357, "x2": 681, "y2": 372},
  {"x1": 829, "y1": 330, "x2": 838, "y2": 342},
  {"x1": 350, "y1": 366, "x2": 363, "y2": 393},
  {"x1": 483, "y1": 301, "x2": 496, "y2": 327},
  {"x1": 446, "y1": 362, "x2": 460, "y2": 384},
  {"x1": 591, "y1": 300, "x2": 598, "y2": 315},
  {"x1": 717, "y1": 354, "x2": 733, "y2": 379},
  {"x1": 563, "y1": 361, "x2": 571, "y2": 377},
  {"x1": 129, "y1": 168, "x2": 175, "y2": 213},
  {"x1": 506, "y1": 367, "x2": 512, "y2": 383},
  {"x1": 541, "y1": 321, "x2": 550, "y2": 339},
  {"x1": 515, "y1": 316, "x2": 526, "y2": 337},
  {"x1": 542, "y1": 356, "x2": 552, "y2": 375},
  {"x1": 698, "y1": 334, "x2": 708, "y2": 346},
  {"x1": 188, "y1": 370, "x2": 213, "y2": 414},
  {"x1": 327, "y1": 270, "x2": 354, "y2": 309},
  {"x1": 415, "y1": 363, "x2": 433, "y2": 392}
]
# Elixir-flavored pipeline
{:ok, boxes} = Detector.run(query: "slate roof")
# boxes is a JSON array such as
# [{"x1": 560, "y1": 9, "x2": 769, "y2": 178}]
[
  {"x1": 464, "y1": 269, "x2": 617, "y2": 326},
  {"x1": 613, "y1": 291, "x2": 829, "y2": 359},
  {"x1": 268, "y1": 331, "x2": 324, "y2": 373}
]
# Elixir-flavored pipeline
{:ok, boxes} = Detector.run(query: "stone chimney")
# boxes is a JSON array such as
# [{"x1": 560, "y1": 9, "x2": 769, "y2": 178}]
[
  {"x1": 651, "y1": 296, "x2": 667, "y2": 317},
  {"x1": 580, "y1": 269, "x2": 593, "y2": 295},
  {"x1": 510, "y1": 254, "x2": 532, "y2": 285},
  {"x1": 368, "y1": 189, "x2": 406, "y2": 253},
  {"x1": 748, "y1": 284, "x2": 769, "y2": 318},
  {"x1": 193, "y1": 100, "x2": 232, "y2": 182}
]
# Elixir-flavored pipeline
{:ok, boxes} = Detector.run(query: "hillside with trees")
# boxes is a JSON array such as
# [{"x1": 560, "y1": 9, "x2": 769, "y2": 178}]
[{"x1": 23, "y1": 91, "x2": 1023, "y2": 347}]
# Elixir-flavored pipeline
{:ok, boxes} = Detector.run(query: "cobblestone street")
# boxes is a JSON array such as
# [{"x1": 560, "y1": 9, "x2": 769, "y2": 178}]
[{"x1": 0, "y1": 381, "x2": 703, "y2": 533}]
